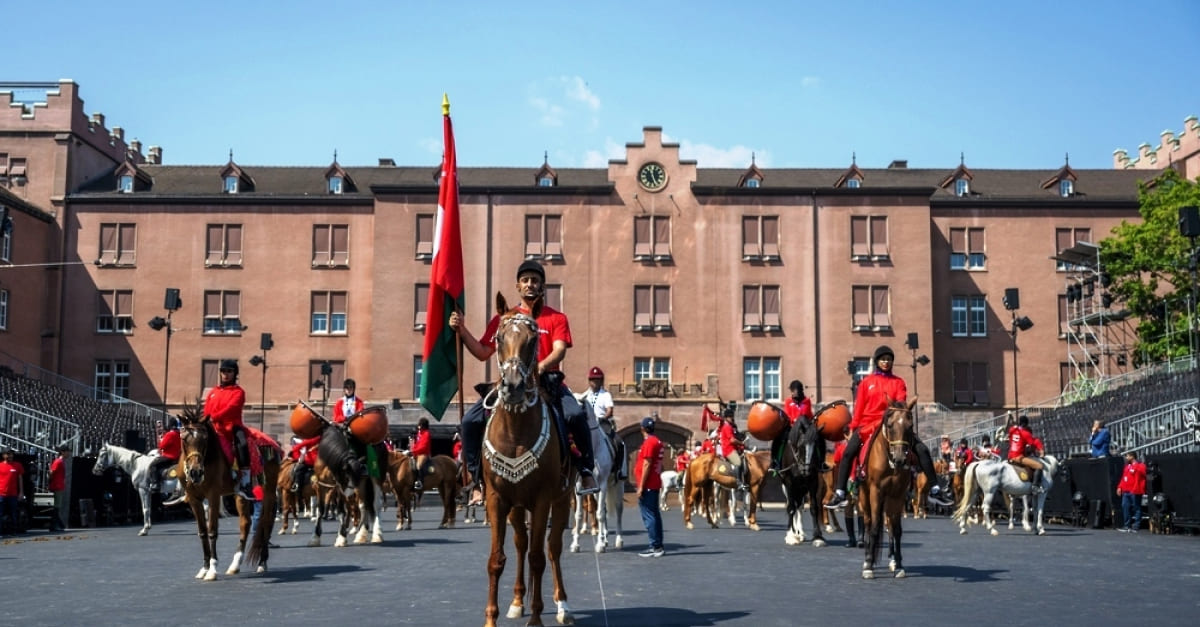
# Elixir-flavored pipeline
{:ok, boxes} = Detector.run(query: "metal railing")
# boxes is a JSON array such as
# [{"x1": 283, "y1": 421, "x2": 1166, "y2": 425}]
[{"x1": 1107, "y1": 399, "x2": 1200, "y2": 457}]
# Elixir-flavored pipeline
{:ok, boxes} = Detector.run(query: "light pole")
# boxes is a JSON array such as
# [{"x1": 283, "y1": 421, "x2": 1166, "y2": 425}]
[
  {"x1": 1004, "y1": 287, "x2": 1033, "y2": 411},
  {"x1": 904, "y1": 332, "x2": 930, "y2": 435},
  {"x1": 249, "y1": 332, "x2": 273, "y2": 430},
  {"x1": 148, "y1": 288, "x2": 181, "y2": 412}
]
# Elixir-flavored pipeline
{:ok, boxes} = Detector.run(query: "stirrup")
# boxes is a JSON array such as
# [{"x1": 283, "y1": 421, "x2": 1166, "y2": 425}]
[{"x1": 577, "y1": 475, "x2": 600, "y2": 495}]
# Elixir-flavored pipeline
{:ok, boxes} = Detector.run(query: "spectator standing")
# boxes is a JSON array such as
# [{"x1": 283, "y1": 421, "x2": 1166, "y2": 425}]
[
  {"x1": 48, "y1": 445, "x2": 70, "y2": 532},
  {"x1": 1090, "y1": 420, "x2": 1112, "y2": 458},
  {"x1": 635, "y1": 417, "x2": 665, "y2": 558},
  {"x1": 0, "y1": 449, "x2": 25, "y2": 535},
  {"x1": 1117, "y1": 451, "x2": 1146, "y2": 533}
]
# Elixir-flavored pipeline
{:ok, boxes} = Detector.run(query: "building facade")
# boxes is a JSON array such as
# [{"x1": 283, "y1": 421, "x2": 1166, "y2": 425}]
[{"x1": 3, "y1": 80, "x2": 1182, "y2": 441}]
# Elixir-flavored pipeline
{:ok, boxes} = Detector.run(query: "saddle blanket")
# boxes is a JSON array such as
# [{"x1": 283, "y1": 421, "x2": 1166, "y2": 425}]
[{"x1": 217, "y1": 426, "x2": 282, "y2": 476}]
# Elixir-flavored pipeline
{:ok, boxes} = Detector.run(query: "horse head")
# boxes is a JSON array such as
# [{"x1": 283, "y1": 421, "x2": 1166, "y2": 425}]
[
  {"x1": 179, "y1": 414, "x2": 215, "y2": 485},
  {"x1": 493, "y1": 310, "x2": 540, "y2": 413},
  {"x1": 92, "y1": 443, "x2": 112, "y2": 475},
  {"x1": 320, "y1": 424, "x2": 365, "y2": 495},
  {"x1": 879, "y1": 398, "x2": 917, "y2": 468}
]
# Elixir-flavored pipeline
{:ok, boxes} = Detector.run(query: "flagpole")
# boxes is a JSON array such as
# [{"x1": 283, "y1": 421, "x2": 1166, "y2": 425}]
[{"x1": 444, "y1": 93, "x2": 465, "y2": 424}]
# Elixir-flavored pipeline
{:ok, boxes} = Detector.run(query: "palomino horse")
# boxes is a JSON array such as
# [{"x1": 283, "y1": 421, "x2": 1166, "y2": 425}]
[
  {"x1": 178, "y1": 414, "x2": 280, "y2": 580},
  {"x1": 859, "y1": 399, "x2": 917, "y2": 579},
  {"x1": 682, "y1": 450, "x2": 767, "y2": 531},
  {"x1": 481, "y1": 301, "x2": 575, "y2": 627},
  {"x1": 91, "y1": 442, "x2": 180, "y2": 536},
  {"x1": 277, "y1": 457, "x2": 318, "y2": 535},
  {"x1": 312, "y1": 423, "x2": 385, "y2": 547},
  {"x1": 570, "y1": 414, "x2": 623, "y2": 554},
  {"x1": 952, "y1": 456, "x2": 1059, "y2": 536},
  {"x1": 386, "y1": 451, "x2": 459, "y2": 530}
]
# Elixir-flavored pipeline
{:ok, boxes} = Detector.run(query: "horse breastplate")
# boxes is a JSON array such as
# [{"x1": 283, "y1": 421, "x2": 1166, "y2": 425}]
[{"x1": 483, "y1": 402, "x2": 551, "y2": 483}]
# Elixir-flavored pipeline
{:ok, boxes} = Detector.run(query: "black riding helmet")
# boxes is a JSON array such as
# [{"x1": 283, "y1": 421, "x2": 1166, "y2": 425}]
[
  {"x1": 219, "y1": 358, "x2": 239, "y2": 378},
  {"x1": 516, "y1": 259, "x2": 546, "y2": 282},
  {"x1": 872, "y1": 345, "x2": 895, "y2": 365}
]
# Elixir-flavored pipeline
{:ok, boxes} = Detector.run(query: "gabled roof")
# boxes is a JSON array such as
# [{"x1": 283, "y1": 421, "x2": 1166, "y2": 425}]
[
  {"x1": 218, "y1": 160, "x2": 255, "y2": 192},
  {"x1": 113, "y1": 159, "x2": 153, "y2": 186},
  {"x1": 939, "y1": 163, "x2": 974, "y2": 189},
  {"x1": 1041, "y1": 163, "x2": 1078, "y2": 189},
  {"x1": 736, "y1": 161, "x2": 764, "y2": 187},
  {"x1": 834, "y1": 162, "x2": 865, "y2": 188},
  {"x1": 535, "y1": 153, "x2": 557, "y2": 185},
  {"x1": 323, "y1": 160, "x2": 356, "y2": 192}
]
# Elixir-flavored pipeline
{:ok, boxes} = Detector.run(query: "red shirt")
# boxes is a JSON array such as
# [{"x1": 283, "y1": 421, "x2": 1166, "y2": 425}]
[
  {"x1": 1117, "y1": 460, "x2": 1147, "y2": 495},
  {"x1": 1007, "y1": 426, "x2": 1043, "y2": 460},
  {"x1": 700, "y1": 439, "x2": 715, "y2": 455},
  {"x1": 719, "y1": 422, "x2": 741, "y2": 457},
  {"x1": 333, "y1": 396, "x2": 364, "y2": 424},
  {"x1": 480, "y1": 304, "x2": 574, "y2": 373},
  {"x1": 158, "y1": 430, "x2": 181, "y2": 461},
  {"x1": 452, "y1": 440, "x2": 463, "y2": 461},
  {"x1": 0, "y1": 459, "x2": 24, "y2": 497},
  {"x1": 204, "y1": 383, "x2": 246, "y2": 437},
  {"x1": 295, "y1": 435, "x2": 321, "y2": 466},
  {"x1": 49, "y1": 456, "x2": 67, "y2": 492},
  {"x1": 411, "y1": 429, "x2": 432, "y2": 456},
  {"x1": 636, "y1": 435, "x2": 664, "y2": 490},
  {"x1": 783, "y1": 397, "x2": 814, "y2": 426},
  {"x1": 849, "y1": 371, "x2": 907, "y2": 437},
  {"x1": 675, "y1": 451, "x2": 690, "y2": 473},
  {"x1": 954, "y1": 445, "x2": 974, "y2": 467}
]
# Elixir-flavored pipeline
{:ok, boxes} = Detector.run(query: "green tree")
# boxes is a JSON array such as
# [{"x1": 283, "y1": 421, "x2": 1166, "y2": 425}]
[{"x1": 1101, "y1": 169, "x2": 1200, "y2": 364}]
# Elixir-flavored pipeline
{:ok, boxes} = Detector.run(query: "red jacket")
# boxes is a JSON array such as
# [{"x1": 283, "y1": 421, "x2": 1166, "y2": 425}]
[
  {"x1": 719, "y1": 421, "x2": 742, "y2": 458},
  {"x1": 675, "y1": 451, "x2": 690, "y2": 473},
  {"x1": 1117, "y1": 460, "x2": 1147, "y2": 495},
  {"x1": 204, "y1": 383, "x2": 246, "y2": 439},
  {"x1": 333, "y1": 396, "x2": 364, "y2": 424},
  {"x1": 49, "y1": 457, "x2": 67, "y2": 492},
  {"x1": 411, "y1": 429, "x2": 432, "y2": 457},
  {"x1": 452, "y1": 440, "x2": 463, "y2": 461},
  {"x1": 295, "y1": 435, "x2": 321, "y2": 466},
  {"x1": 700, "y1": 439, "x2": 715, "y2": 455},
  {"x1": 1007, "y1": 426, "x2": 1043, "y2": 460},
  {"x1": 849, "y1": 371, "x2": 907, "y2": 437},
  {"x1": 783, "y1": 397, "x2": 814, "y2": 426},
  {"x1": 158, "y1": 430, "x2": 181, "y2": 461},
  {"x1": 0, "y1": 460, "x2": 24, "y2": 497},
  {"x1": 636, "y1": 435, "x2": 664, "y2": 490}
]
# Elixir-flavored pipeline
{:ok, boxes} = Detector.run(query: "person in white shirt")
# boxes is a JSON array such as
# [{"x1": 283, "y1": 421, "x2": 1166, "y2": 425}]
[{"x1": 581, "y1": 367, "x2": 625, "y2": 480}]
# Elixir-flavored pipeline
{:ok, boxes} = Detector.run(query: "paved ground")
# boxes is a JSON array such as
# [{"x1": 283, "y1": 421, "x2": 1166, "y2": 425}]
[{"x1": 1, "y1": 496, "x2": 1197, "y2": 626}]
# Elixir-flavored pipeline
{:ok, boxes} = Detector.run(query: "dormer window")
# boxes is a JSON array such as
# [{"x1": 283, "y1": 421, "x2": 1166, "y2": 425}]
[
  {"x1": 955, "y1": 178, "x2": 970, "y2": 197},
  {"x1": 745, "y1": 178, "x2": 760, "y2": 188},
  {"x1": 847, "y1": 179, "x2": 861, "y2": 189},
  {"x1": 224, "y1": 175, "x2": 239, "y2": 194},
  {"x1": 1059, "y1": 179, "x2": 1074, "y2": 197},
  {"x1": 538, "y1": 176, "x2": 554, "y2": 187},
  {"x1": 118, "y1": 174, "x2": 134, "y2": 193},
  {"x1": 328, "y1": 176, "x2": 344, "y2": 195}
]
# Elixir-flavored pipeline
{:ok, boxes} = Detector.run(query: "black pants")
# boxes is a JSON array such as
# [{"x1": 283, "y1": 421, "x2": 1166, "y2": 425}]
[
  {"x1": 461, "y1": 383, "x2": 595, "y2": 482},
  {"x1": 233, "y1": 425, "x2": 251, "y2": 469},
  {"x1": 834, "y1": 431, "x2": 936, "y2": 493},
  {"x1": 147, "y1": 456, "x2": 176, "y2": 488}
]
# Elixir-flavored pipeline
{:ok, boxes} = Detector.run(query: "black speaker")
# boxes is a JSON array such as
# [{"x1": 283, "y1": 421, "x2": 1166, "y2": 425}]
[
  {"x1": 1003, "y1": 288, "x2": 1020, "y2": 311},
  {"x1": 905, "y1": 332, "x2": 919, "y2": 350},
  {"x1": 1179, "y1": 206, "x2": 1200, "y2": 238},
  {"x1": 260, "y1": 332, "x2": 274, "y2": 351},
  {"x1": 163, "y1": 287, "x2": 182, "y2": 311}
]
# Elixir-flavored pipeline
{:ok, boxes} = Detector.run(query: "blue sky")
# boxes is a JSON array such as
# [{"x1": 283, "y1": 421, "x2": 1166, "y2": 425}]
[{"x1": 12, "y1": 1, "x2": 1199, "y2": 170}]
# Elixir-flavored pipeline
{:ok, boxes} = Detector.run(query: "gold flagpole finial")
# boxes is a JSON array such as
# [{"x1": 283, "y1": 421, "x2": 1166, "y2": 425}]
[{"x1": 442, "y1": 93, "x2": 450, "y2": 116}]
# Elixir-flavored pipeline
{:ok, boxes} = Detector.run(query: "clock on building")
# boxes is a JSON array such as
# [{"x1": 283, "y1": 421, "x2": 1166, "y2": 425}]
[{"x1": 638, "y1": 162, "x2": 667, "y2": 191}]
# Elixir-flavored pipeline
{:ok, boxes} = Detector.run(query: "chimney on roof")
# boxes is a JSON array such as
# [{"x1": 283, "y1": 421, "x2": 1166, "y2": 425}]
[
  {"x1": 91, "y1": 112, "x2": 104, "y2": 128},
  {"x1": 111, "y1": 126, "x2": 124, "y2": 142},
  {"x1": 129, "y1": 139, "x2": 141, "y2": 154},
  {"x1": 148, "y1": 146, "x2": 162, "y2": 164},
  {"x1": 378, "y1": 158, "x2": 396, "y2": 167},
  {"x1": 887, "y1": 160, "x2": 908, "y2": 169}
]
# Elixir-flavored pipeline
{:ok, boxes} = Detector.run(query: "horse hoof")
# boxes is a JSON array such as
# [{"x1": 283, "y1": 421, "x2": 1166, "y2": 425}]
[
  {"x1": 889, "y1": 559, "x2": 897, "y2": 572},
  {"x1": 594, "y1": 544, "x2": 605, "y2": 554},
  {"x1": 960, "y1": 529, "x2": 968, "y2": 535},
  {"x1": 257, "y1": 565, "x2": 266, "y2": 574},
  {"x1": 824, "y1": 525, "x2": 835, "y2": 534},
  {"x1": 862, "y1": 569, "x2": 875, "y2": 580},
  {"x1": 138, "y1": 529, "x2": 148, "y2": 537},
  {"x1": 750, "y1": 523, "x2": 761, "y2": 532},
  {"x1": 614, "y1": 537, "x2": 624, "y2": 549},
  {"x1": 371, "y1": 534, "x2": 384, "y2": 544},
  {"x1": 785, "y1": 534, "x2": 800, "y2": 546},
  {"x1": 570, "y1": 543, "x2": 580, "y2": 553},
  {"x1": 557, "y1": 611, "x2": 574, "y2": 625},
  {"x1": 438, "y1": 523, "x2": 448, "y2": 529},
  {"x1": 506, "y1": 604, "x2": 523, "y2": 619},
  {"x1": 686, "y1": 522, "x2": 694, "y2": 530},
  {"x1": 1037, "y1": 528, "x2": 1046, "y2": 536},
  {"x1": 195, "y1": 568, "x2": 207, "y2": 579},
  {"x1": 307, "y1": 538, "x2": 322, "y2": 547},
  {"x1": 990, "y1": 529, "x2": 999, "y2": 536},
  {"x1": 204, "y1": 571, "x2": 218, "y2": 582},
  {"x1": 894, "y1": 569, "x2": 906, "y2": 579},
  {"x1": 334, "y1": 536, "x2": 347, "y2": 547},
  {"x1": 813, "y1": 538, "x2": 826, "y2": 548}
]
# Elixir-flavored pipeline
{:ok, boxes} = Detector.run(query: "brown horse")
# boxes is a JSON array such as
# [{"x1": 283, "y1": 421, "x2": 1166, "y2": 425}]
[
  {"x1": 819, "y1": 450, "x2": 861, "y2": 547},
  {"x1": 682, "y1": 450, "x2": 766, "y2": 531},
  {"x1": 277, "y1": 458, "x2": 319, "y2": 535},
  {"x1": 482, "y1": 299, "x2": 575, "y2": 627},
  {"x1": 385, "y1": 452, "x2": 459, "y2": 529},
  {"x1": 859, "y1": 398, "x2": 916, "y2": 579},
  {"x1": 911, "y1": 459, "x2": 948, "y2": 519},
  {"x1": 178, "y1": 412, "x2": 280, "y2": 581},
  {"x1": 385, "y1": 451, "x2": 415, "y2": 530}
]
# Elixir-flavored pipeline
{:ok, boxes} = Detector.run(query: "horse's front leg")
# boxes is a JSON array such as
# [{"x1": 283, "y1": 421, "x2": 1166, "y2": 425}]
[
  {"x1": 610, "y1": 488, "x2": 625, "y2": 550},
  {"x1": 549, "y1": 494, "x2": 573, "y2": 625},
  {"x1": 862, "y1": 488, "x2": 883, "y2": 579},
  {"x1": 138, "y1": 487, "x2": 152, "y2": 536},
  {"x1": 983, "y1": 491, "x2": 998, "y2": 536},
  {"x1": 569, "y1": 493, "x2": 583, "y2": 553},
  {"x1": 485, "y1": 499, "x2": 512, "y2": 627},
  {"x1": 203, "y1": 497, "x2": 222, "y2": 581},
  {"x1": 807, "y1": 481, "x2": 826, "y2": 547},
  {"x1": 887, "y1": 506, "x2": 905, "y2": 578},
  {"x1": 1035, "y1": 493, "x2": 1047, "y2": 536},
  {"x1": 1021, "y1": 495, "x2": 1033, "y2": 532},
  {"x1": 524, "y1": 501, "x2": 552, "y2": 627},
  {"x1": 594, "y1": 489, "x2": 608, "y2": 553},
  {"x1": 506, "y1": 506, "x2": 528, "y2": 621},
  {"x1": 308, "y1": 491, "x2": 325, "y2": 547},
  {"x1": 188, "y1": 497, "x2": 215, "y2": 580},
  {"x1": 227, "y1": 497, "x2": 249, "y2": 575},
  {"x1": 335, "y1": 494, "x2": 352, "y2": 547}
]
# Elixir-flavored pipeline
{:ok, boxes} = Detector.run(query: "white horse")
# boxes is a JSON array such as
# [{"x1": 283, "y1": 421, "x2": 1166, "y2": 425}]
[
  {"x1": 952, "y1": 456, "x2": 1059, "y2": 536},
  {"x1": 660, "y1": 468, "x2": 686, "y2": 511},
  {"x1": 570, "y1": 415, "x2": 625, "y2": 553},
  {"x1": 91, "y1": 442, "x2": 179, "y2": 536}
]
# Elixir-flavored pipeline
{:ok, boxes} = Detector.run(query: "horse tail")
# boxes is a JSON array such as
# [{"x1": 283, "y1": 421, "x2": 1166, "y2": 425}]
[
  {"x1": 952, "y1": 462, "x2": 978, "y2": 521},
  {"x1": 246, "y1": 460, "x2": 279, "y2": 568}
]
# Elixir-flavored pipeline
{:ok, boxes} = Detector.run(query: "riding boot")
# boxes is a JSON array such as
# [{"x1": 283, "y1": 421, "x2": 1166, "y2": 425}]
[
  {"x1": 825, "y1": 432, "x2": 861, "y2": 509},
  {"x1": 236, "y1": 470, "x2": 255, "y2": 500},
  {"x1": 291, "y1": 464, "x2": 302, "y2": 492},
  {"x1": 1032, "y1": 469, "x2": 1044, "y2": 494},
  {"x1": 412, "y1": 458, "x2": 423, "y2": 491}
]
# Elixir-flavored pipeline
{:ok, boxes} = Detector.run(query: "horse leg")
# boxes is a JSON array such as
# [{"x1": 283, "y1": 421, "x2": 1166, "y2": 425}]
[
  {"x1": 593, "y1": 487, "x2": 607, "y2": 554},
  {"x1": 485, "y1": 499, "x2": 513, "y2": 627},
  {"x1": 1035, "y1": 493, "x2": 1047, "y2": 536},
  {"x1": 524, "y1": 501, "x2": 552, "y2": 627},
  {"x1": 569, "y1": 493, "x2": 583, "y2": 553},
  {"x1": 610, "y1": 483, "x2": 624, "y2": 550},
  {"x1": 335, "y1": 495, "x2": 352, "y2": 547},
  {"x1": 862, "y1": 487, "x2": 883, "y2": 579},
  {"x1": 189, "y1": 497, "x2": 215, "y2": 580},
  {"x1": 784, "y1": 483, "x2": 803, "y2": 545},
  {"x1": 808, "y1": 478, "x2": 826, "y2": 547},
  {"x1": 138, "y1": 487, "x2": 152, "y2": 536},
  {"x1": 983, "y1": 490, "x2": 998, "y2": 536},
  {"x1": 506, "y1": 507, "x2": 529, "y2": 621},
  {"x1": 226, "y1": 498, "x2": 249, "y2": 575},
  {"x1": 204, "y1": 495, "x2": 221, "y2": 581},
  {"x1": 308, "y1": 491, "x2": 325, "y2": 547},
  {"x1": 888, "y1": 506, "x2": 905, "y2": 578},
  {"x1": 549, "y1": 493, "x2": 574, "y2": 625}
]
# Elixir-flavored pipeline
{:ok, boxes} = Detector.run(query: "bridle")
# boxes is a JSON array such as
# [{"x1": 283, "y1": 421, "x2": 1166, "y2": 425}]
[
  {"x1": 488, "y1": 313, "x2": 540, "y2": 413},
  {"x1": 877, "y1": 405, "x2": 912, "y2": 470}
]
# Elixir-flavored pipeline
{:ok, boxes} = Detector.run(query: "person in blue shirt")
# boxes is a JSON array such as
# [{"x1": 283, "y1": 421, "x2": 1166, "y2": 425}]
[{"x1": 1089, "y1": 420, "x2": 1111, "y2": 458}]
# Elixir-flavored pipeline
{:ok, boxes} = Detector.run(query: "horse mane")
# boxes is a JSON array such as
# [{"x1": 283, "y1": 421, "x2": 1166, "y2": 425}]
[{"x1": 319, "y1": 425, "x2": 363, "y2": 484}]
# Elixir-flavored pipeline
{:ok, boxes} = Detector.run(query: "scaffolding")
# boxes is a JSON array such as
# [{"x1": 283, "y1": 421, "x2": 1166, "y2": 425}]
[{"x1": 1053, "y1": 241, "x2": 1137, "y2": 400}]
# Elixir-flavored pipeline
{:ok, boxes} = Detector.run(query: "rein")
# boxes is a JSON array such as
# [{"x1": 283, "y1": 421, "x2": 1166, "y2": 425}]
[{"x1": 489, "y1": 314, "x2": 540, "y2": 413}]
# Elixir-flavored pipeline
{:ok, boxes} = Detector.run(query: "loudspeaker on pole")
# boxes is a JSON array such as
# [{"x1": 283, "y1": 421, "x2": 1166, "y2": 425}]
[{"x1": 1178, "y1": 206, "x2": 1200, "y2": 238}]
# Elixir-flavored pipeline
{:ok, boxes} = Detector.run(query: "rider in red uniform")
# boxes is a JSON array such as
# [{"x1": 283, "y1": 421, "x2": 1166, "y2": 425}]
[
  {"x1": 148, "y1": 420, "x2": 183, "y2": 499},
  {"x1": 290, "y1": 434, "x2": 322, "y2": 492},
  {"x1": 717, "y1": 407, "x2": 747, "y2": 489},
  {"x1": 1006, "y1": 414, "x2": 1046, "y2": 492},
  {"x1": 333, "y1": 379, "x2": 364, "y2": 425},
  {"x1": 771, "y1": 380, "x2": 819, "y2": 474},
  {"x1": 410, "y1": 418, "x2": 432, "y2": 491},
  {"x1": 205, "y1": 359, "x2": 255, "y2": 500},
  {"x1": 826, "y1": 345, "x2": 947, "y2": 509}
]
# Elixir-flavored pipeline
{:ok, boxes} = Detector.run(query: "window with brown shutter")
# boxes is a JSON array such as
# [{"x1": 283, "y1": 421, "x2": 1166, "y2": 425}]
[
  {"x1": 634, "y1": 217, "x2": 652, "y2": 258},
  {"x1": 525, "y1": 215, "x2": 543, "y2": 258},
  {"x1": 415, "y1": 284, "x2": 429, "y2": 328},
  {"x1": 544, "y1": 215, "x2": 563, "y2": 259},
  {"x1": 743, "y1": 216, "x2": 761, "y2": 259},
  {"x1": 331, "y1": 225, "x2": 349, "y2": 266},
  {"x1": 652, "y1": 217, "x2": 670, "y2": 259},
  {"x1": 761, "y1": 217, "x2": 779, "y2": 259},
  {"x1": 852, "y1": 286, "x2": 871, "y2": 328},
  {"x1": 416, "y1": 214, "x2": 434, "y2": 259},
  {"x1": 312, "y1": 225, "x2": 332, "y2": 266},
  {"x1": 634, "y1": 286, "x2": 651, "y2": 329},
  {"x1": 762, "y1": 286, "x2": 781, "y2": 329},
  {"x1": 869, "y1": 216, "x2": 889, "y2": 259},
  {"x1": 653, "y1": 286, "x2": 671, "y2": 329},
  {"x1": 850, "y1": 216, "x2": 869, "y2": 258}
]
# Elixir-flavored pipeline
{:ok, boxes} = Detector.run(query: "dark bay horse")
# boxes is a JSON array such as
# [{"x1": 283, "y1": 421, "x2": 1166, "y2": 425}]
[
  {"x1": 313, "y1": 423, "x2": 384, "y2": 547},
  {"x1": 752, "y1": 401, "x2": 827, "y2": 548},
  {"x1": 859, "y1": 398, "x2": 917, "y2": 579},
  {"x1": 482, "y1": 300, "x2": 575, "y2": 627},
  {"x1": 179, "y1": 414, "x2": 280, "y2": 580}
]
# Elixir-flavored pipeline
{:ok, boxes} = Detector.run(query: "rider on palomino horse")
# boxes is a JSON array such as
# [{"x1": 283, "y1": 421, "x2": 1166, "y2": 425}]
[
  {"x1": 718, "y1": 407, "x2": 746, "y2": 490},
  {"x1": 769, "y1": 379, "x2": 821, "y2": 475},
  {"x1": 1006, "y1": 415, "x2": 1046, "y2": 492},
  {"x1": 826, "y1": 345, "x2": 951, "y2": 510},
  {"x1": 449, "y1": 259, "x2": 600, "y2": 497},
  {"x1": 206, "y1": 359, "x2": 256, "y2": 500}
]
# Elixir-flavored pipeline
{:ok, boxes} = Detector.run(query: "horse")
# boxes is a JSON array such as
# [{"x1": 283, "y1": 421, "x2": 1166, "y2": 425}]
[
  {"x1": 819, "y1": 449, "x2": 861, "y2": 547},
  {"x1": 682, "y1": 450, "x2": 766, "y2": 531},
  {"x1": 910, "y1": 458, "x2": 949, "y2": 519},
  {"x1": 481, "y1": 300, "x2": 575, "y2": 627},
  {"x1": 91, "y1": 442, "x2": 180, "y2": 536},
  {"x1": 277, "y1": 457, "x2": 318, "y2": 535},
  {"x1": 178, "y1": 414, "x2": 280, "y2": 580},
  {"x1": 659, "y1": 468, "x2": 685, "y2": 511},
  {"x1": 766, "y1": 404, "x2": 828, "y2": 548},
  {"x1": 570, "y1": 414, "x2": 624, "y2": 554},
  {"x1": 952, "y1": 456, "x2": 1060, "y2": 536},
  {"x1": 858, "y1": 398, "x2": 917, "y2": 579},
  {"x1": 385, "y1": 450, "x2": 415, "y2": 530},
  {"x1": 311, "y1": 423, "x2": 385, "y2": 547},
  {"x1": 387, "y1": 451, "x2": 459, "y2": 530}
]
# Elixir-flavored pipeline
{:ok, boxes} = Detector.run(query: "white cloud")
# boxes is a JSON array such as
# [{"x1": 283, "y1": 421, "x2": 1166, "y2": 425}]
[
  {"x1": 528, "y1": 76, "x2": 601, "y2": 129},
  {"x1": 663, "y1": 132, "x2": 768, "y2": 168},
  {"x1": 529, "y1": 96, "x2": 567, "y2": 127},
  {"x1": 581, "y1": 138, "x2": 626, "y2": 167},
  {"x1": 800, "y1": 76, "x2": 822, "y2": 89},
  {"x1": 564, "y1": 76, "x2": 600, "y2": 111}
]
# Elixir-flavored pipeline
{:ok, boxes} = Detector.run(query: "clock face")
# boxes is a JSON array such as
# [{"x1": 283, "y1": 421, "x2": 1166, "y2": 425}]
[{"x1": 638, "y1": 163, "x2": 667, "y2": 191}]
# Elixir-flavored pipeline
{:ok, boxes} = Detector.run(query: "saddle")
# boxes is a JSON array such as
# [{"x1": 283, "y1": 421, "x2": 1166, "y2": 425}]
[{"x1": 1007, "y1": 459, "x2": 1034, "y2": 483}]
